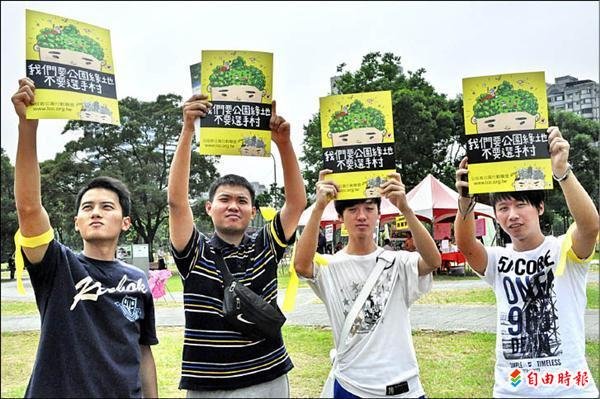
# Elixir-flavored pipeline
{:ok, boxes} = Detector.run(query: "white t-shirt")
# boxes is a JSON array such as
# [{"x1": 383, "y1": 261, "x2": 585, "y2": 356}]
[
  {"x1": 306, "y1": 247, "x2": 431, "y2": 397},
  {"x1": 483, "y1": 235, "x2": 598, "y2": 398}
]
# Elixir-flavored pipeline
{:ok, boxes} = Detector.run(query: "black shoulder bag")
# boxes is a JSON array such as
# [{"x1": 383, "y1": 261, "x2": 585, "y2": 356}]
[{"x1": 214, "y1": 253, "x2": 286, "y2": 340}]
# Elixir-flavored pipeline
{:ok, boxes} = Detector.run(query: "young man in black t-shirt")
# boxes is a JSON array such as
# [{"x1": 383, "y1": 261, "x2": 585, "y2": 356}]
[{"x1": 12, "y1": 78, "x2": 158, "y2": 398}]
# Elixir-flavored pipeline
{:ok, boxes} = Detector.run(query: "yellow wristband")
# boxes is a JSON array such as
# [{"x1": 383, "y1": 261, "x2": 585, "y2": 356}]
[{"x1": 13, "y1": 228, "x2": 55, "y2": 295}]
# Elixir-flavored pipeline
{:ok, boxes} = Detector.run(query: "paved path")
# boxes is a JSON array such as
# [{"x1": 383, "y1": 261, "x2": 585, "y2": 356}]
[{"x1": 2, "y1": 276, "x2": 598, "y2": 339}]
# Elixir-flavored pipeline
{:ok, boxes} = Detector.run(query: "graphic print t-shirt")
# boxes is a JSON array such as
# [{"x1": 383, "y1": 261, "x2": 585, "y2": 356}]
[
  {"x1": 307, "y1": 248, "x2": 431, "y2": 397},
  {"x1": 24, "y1": 240, "x2": 158, "y2": 398},
  {"x1": 484, "y1": 235, "x2": 597, "y2": 398}
]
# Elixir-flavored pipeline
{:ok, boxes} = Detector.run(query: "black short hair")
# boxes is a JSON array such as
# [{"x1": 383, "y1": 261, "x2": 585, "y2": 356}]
[
  {"x1": 75, "y1": 176, "x2": 131, "y2": 217},
  {"x1": 490, "y1": 190, "x2": 545, "y2": 211},
  {"x1": 334, "y1": 197, "x2": 381, "y2": 217},
  {"x1": 208, "y1": 174, "x2": 256, "y2": 206}
]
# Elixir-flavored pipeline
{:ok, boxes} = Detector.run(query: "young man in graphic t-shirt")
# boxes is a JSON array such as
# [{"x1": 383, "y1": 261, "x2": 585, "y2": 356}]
[
  {"x1": 11, "y1": 78, "x2": 158, "y2": 398},
  {"x1": 168, "y1": 94, "x2": 306, "y2": 397},
  {"x1": 294, "y1": 169, "x2": 441, "y2": 398},
  {"x1": 454, "y1": 126, "x2": 599, "y2": 398}
]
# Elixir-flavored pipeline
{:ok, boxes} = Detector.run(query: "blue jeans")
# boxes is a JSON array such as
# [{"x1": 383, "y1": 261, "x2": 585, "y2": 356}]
[
  {"x1": 334, "y1": 380, "x2": 359, "y2": 399},
  {"x1": 334, "y1": 379, "x2": 426, "y2": 398}
]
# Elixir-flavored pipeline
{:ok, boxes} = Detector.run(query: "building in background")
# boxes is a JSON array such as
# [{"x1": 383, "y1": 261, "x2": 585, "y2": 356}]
[
  {"x1": 547, "y1": 76, "x2": 599, "y2": 121},
  {"x1": 250, "y1": 181, "x2": 267, "y2": 196}
]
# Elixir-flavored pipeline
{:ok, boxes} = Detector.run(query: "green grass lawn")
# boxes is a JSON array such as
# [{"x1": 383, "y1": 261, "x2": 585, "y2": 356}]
[
  {"x1": 165, "y1": 270, "x2": 183, "y2": 292},
  {"x1": 277, "y1": 269, "x2": 309, "y2": 290},
  {"x1": 587, "y1": 282, "x2": 599, "y2": 309},
  {"x1": 417, "y1": 288, "x2": 497, "y2": 305},
  {"x1": 1, "y1": 327, "x2": 598, "y2": 398},
  {"x1": 417, "y1": 282, "x2": 599, "y2": 309}
]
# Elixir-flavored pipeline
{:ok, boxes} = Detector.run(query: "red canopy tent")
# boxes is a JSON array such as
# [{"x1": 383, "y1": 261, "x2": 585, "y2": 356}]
[{"x1": 405, "y1": 174, "x2": 495, "y2": 223}]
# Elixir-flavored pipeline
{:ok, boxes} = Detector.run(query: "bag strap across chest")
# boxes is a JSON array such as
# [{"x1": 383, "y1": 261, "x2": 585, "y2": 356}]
[{"x1": 337, "y1": 249, "x2": 394, "y2": 353}]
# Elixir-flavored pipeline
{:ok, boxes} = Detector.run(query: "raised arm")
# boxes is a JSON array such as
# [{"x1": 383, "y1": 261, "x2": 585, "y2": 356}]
[
  {"x1": 12, "y1": 78, "x2": 52, "y2": 264},
  {"x1": 294, "y1": 170, "x2": 337, "y2": 278},
  {"x1": 548, "y1": 126, "x2": 599, "y2": 258},
  {"x1": 168, "y1": 95, "x2": 211, "y2": 251},
  {"x1": 381, "y1": 173, "x2": 441, "y2": 275},
  {"x1": 454, "y1": 157, "x2": 488, "y2": 274},
  {"x1": 270, "y1": 100, "x2": 307, "y2": 241}
]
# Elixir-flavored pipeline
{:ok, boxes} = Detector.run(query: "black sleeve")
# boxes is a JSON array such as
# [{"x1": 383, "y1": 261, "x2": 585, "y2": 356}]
[
  {"x1": 264, "y1": 212, "x2": 297, "y2": 261},
  {"x1": 139, "y1": 273, "x2": 159, "y2": 345},
  {"x1": 170, "y1": 227, "x2": 204, "y2": 280}
]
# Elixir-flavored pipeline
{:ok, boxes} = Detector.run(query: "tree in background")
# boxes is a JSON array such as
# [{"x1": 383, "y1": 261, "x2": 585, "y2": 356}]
[
  {"x1": 300, "y1": 52, "x2": 462, "y2": 196},
  {"x1": 1, "y1": 148, "x2": 18, "y2": 262},
  {"x1": 255, "y1": 182, "x2": 285, "y2": 210},
  {"x1": 542, "y1": 111, "x2": 599, "y2": 235},
  {"x1": 58, "y1": 94, "x2": 220, "y2": 260},
  {"x1": 39, "y1": 152, "x2": 95, "y2": 250}
]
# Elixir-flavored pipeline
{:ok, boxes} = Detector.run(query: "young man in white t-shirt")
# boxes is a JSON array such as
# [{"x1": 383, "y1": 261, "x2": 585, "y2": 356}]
[
  {"x1": 454, "y1": 126, "x2": 599, "y2": 398},
  {"x1": 294, "y1": 170, "x2": 441, "y2": 398}
]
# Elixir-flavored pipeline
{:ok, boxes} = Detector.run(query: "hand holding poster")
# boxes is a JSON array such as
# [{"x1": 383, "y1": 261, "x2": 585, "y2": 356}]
[
  {"x1": 320, "y1": 91, "x2": 396, "y2": 200},
  {"x1": 461, "y1": 71, "x2": 552, "y2": 194},
  {"x1": 25, "y1": 9, "x2": 119, "y2": 125},
  {"x1": 199, "y1": 50, "x2": 273, "y2": 156}
]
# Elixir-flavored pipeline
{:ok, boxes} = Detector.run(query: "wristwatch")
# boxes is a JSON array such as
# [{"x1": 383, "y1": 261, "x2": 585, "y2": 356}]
[{"x1": 553, "y1": 163, "x2": 572, "y2": 182}]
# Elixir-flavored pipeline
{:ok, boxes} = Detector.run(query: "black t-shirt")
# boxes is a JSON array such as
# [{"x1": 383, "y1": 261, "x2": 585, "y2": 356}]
[{"x1": 24, "y1": 240, "x2": 158, "y2": 398}]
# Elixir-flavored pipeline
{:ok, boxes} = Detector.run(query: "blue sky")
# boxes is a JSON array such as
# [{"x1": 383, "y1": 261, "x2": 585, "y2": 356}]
[{"x1": 2, "y1": 1, "x2": 598, "y2": 186}]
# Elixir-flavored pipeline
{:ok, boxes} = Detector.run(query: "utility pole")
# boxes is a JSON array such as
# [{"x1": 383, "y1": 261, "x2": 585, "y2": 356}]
[{"x1": 270, "y1": 153, "x2": 277, "y2": 186}]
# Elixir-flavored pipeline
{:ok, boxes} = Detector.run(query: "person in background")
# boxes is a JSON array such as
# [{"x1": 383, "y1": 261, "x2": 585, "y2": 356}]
[
  {"x1": 157, "y1": 247, "x2": 166, "y2": 270},
  {"x1": 8, "y1": 252, "x2": 16, "y2": 280},
  {"x1": 383, "y1": 238, "x2": 394, "y2": 250},
  {"x1": 317, "y1": 228, "x2": 327, "y2": 254},
  {"x1": 404, "y1": 231, "x2": 416, "y2": 252}
]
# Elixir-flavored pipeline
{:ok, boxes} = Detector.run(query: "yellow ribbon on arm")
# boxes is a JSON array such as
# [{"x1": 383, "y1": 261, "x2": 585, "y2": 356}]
[
  {"x1": 556, "y1": 223, "x2": 596, "y2": 276},
  {"x1": 13, "y1": 228, "x2": 55, "y2": 294},
  {"x1": 259, "y1": 207, "x2": 278, "y2": 222},
  {"x1": 282, "y1": 243, "x2": 329, "y2": 313}
]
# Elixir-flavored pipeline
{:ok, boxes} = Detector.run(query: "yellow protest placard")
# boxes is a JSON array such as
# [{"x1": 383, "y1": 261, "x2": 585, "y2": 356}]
[
  {"x1": 25, "y1": 9, "x2": 119, "y2": 125},
  {"x1": 199, "y1": 50, "x2": 273, "y2": 156},
  {"x1": 341, "y1": 223, "x2": 348, "y2": 237},
  {"x1": 395, "y1": 215, "x2": 407, "y2": 230},
  {"x1": 320, "y1": 91, "x2": 395, "y2": 200},
  {"x1": 462, "y1": 71, "x2": 552, "y2": 194}
]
